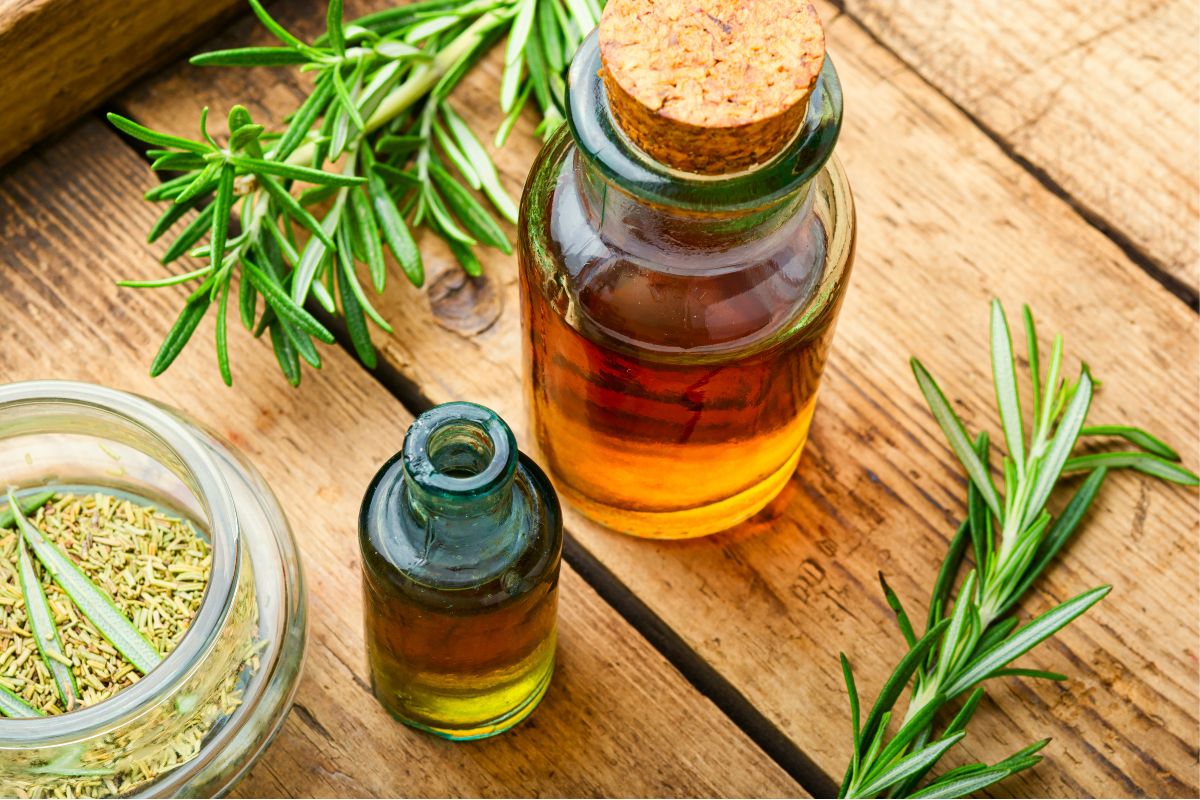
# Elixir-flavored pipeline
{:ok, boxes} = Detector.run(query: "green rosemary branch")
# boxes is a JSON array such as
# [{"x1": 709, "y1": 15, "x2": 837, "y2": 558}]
[
  {"x1": 110, "y1": 0, "x2": 600, "y2": 385},
  {"x1": 838, "y1": 301, "x2": 1198, "y2": 799}
]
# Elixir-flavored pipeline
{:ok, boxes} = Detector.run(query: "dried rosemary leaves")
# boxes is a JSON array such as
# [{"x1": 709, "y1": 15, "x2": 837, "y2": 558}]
[{"x1": 0, "y1": 492, "x2": 210, "y2": 714}]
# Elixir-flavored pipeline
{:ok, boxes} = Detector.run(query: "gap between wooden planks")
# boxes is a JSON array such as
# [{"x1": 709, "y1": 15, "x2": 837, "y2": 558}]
[
  {"x1": 839, "y1": 0, "x2": 1200, "y2": 299},
  {"x1": 115, "y1": 0, "x2": 1200, "y2": 796},
  {"x1": 0, "y1": 119, "x2": 804, "y2": 798}
]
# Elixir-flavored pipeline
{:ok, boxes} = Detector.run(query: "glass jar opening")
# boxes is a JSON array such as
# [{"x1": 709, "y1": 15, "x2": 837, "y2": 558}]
[{"x1": 0, "y1": 381, "x2": 240, "y2": 745}]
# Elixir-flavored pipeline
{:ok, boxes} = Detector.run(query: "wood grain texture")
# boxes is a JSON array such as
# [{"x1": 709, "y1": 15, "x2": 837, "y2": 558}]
[
  {"x1": 116, "y1": 0, "x2": 1200, "y2": 796},
  {"x1": 0, "y1": 119, "x2": 803, "y2": 799},
  {"x1": 840, "y1": 0, "x2": 1200, "y2": 294},
  {"x1": 0, "y1": 0, "x2": 244, "y2": 166}
]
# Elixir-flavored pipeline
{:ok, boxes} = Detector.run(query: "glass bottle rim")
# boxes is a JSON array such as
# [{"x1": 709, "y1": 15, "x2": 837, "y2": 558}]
[
  {"x1": 402, "y1": 401, "x2": 518, "y2": 501},
  {"x1": 0, "y1": 380, "x2": 240, "y2": 745},
  {"x1": 566, "y1": 30, "x2": 844, "y2": 214}
]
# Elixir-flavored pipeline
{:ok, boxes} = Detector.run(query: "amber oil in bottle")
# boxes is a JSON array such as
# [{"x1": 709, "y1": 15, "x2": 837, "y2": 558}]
[{"x1": 518, "y1": 1, "x2": 856, "y2": 538}]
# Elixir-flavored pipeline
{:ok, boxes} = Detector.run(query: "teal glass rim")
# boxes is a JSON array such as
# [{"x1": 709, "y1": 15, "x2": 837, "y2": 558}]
[
  {"x1": 402, "y1": 402, "x2": 518, "y2": 500},
  {"x1": 566, "y1": 30, "x2": 844, "y2": 213}
]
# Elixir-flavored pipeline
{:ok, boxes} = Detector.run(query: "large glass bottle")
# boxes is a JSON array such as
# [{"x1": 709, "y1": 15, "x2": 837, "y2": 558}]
[
  {"x1": 518, "y1": 2, "x2": 856, "y2": 539},
  {"x1": 359, "y1": 402, "x2": 562, "y2": 740}
]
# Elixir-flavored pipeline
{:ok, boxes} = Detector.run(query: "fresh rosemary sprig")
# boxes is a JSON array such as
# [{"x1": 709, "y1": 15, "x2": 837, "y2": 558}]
[
  {"x1": 111, "y1": 0, "x2": 599, "y2": 385},
  {"x1": 838, "y1": 301, "x2": 1198, "y2": 799}
]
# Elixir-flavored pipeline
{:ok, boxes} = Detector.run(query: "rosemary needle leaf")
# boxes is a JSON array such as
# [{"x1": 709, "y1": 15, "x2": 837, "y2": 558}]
[
  {"x1": 268, "y1": 323, "x2": 302, "y2": 387},
  {"x1": 229, "y1": 156, "x2": 366, "y2": 186},
  {"x1": 147, "y1": 196, "x2": 200, "y2": 244},
  {"x1": 1063, "y1": 451, "x2": 1199, "y2": 485},
  {"x1": 0, "y1": 685, "x2": 41, "y2": 718},
  {"x1": 216, "y1": 279, "x2": 233, "y2": 386},
  {"x1": 176, "y1": 162, "x2": 221, "y2": 205},
  {"x1": 858, "y1": 732, "x2": 966, "y2": 798},
  {"x1": 247, "y1": 0, "x2": 311, "y2": 53},
  {"x1": 18, "y1": 536, "x2": 80, "y2": 709},
  {"x1": 376, "y1": 135, "x2": 425, "y2": 156},
  {"x1": 161, "y1": 205, "x2": 216, "y2": 264},
  {"x1": 336, "y1": 249, "x2": 377, "y2": 368},
  {"x1": 0, "y1": 491, "x2": 55, "y2": 528},
  {"x1": 367, "y1": 166, "x2": 423, "y2": 286},
  {"x1": 257, "y1": 172, "x2": 334, "y2": 248},
  {"x1": 878, "y1": 572, "x2": 918, "y2": 647},
  {"x1": 909, "y1": 765, "x2": 1019, "y2": 799},
  {"x1": 336, "y1": 224, "x2": 394, "y2": 333},
  {"x1": 434, "y1": 121, "x2": 482, "y2": 189},
  {"x1": 191, "y1": 47, "x2": 311, "y2": 67},
  {"x1": 943, "y1": 584, "x2": 1110, "y2": 698},
  {"x1": 911, "y1": 358, "x2": 1003, "y2": 520},
  {"x1": 7, "y1": 494, "x2": 162, "y2": 675},
  {"x1": 326, "y1": 0, "x2": 346, "y2": 55},
  {"x1": 494, "y1": 83, "x2": 531, "y2": 148},
  {"x1": 1080, "y1": 425, "x2": 1182, "y2": 461},
  {"x1": 1025, "y1": 372, "x2": 1094, "y2": 516},
  {"x1": 242, "y1": 259, "x2": 335, "y2": 344},
  {"x1": 330, "y1": 66, "x2": 366, "y2": 133},
  {"x1": 429, "y1": 162, "x2": 512, "y2": 253},
  {"x1": 276, "y1": 77, "x2": 334, "y2": 161},
  {"x1": 425, "y1": 186, "x2": 476, "y2": 246},
  {"x1": 441, "y1": 104, "x2": 519, "y2": 223},
  {"x1": 150, "y1": 295, "x2": 210, "y2": 377},
  {"x1": 349, "y1": 187, "x2": 387, "y2": 291},
  {"x1": 239, "y1": 272, "x2": 258, "y2": 331},
  {"x1": 440, "y1": 224, "x2": 485, "y2": 277},
  {"x1": 372, "y1": 162, "x2": 422, "y2": 189},
  {"x1": 990, "y1": 300, "x2": 1026, "y2": 467},
  {"x1": 986, "y1": 667, "x2": 1068, "y2": 681},
  {"x1": 106, "y1": 113, "x2": 209, "y2": 154},
  {"x1": 967, "y1": 432, "x2": 991, "y2": 577},
  {"x1": 210, "y1": 165, "x2": 236, "y2": 276},
  {"x1": 840, "y1": 653, "x2": 861, "y2": 750},
  {"x1": 150, "y1": 152, "x2": 209, "y2": 172},
  {"x1": 926, "y1": 521, "x2": 968, "y2": 630}
]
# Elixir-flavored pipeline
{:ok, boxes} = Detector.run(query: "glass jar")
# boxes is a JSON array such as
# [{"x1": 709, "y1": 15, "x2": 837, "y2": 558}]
[
  {"x1": 518, "y1": 31, "x2": 856, "y2": 539},
  {"x1": 360, "y1": 402, "x2": 561, "y2": 741},
  {"x1": 0, "y1": 381, "x2": 306, "y2": 797}
]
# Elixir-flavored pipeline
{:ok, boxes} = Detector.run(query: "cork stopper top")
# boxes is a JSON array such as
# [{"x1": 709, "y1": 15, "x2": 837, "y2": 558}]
[{"x1": 598, "y1": 0, "x2": 826, "y2": 175}]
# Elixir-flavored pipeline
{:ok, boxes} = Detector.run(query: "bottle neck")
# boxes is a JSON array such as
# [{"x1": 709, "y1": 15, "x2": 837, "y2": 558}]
[
  {"x1": 574, "y1": 153, "x2": 814, "y2": 259},
  {"x1": 401, "y1": 403, "x2": 519, "y2": 556}
]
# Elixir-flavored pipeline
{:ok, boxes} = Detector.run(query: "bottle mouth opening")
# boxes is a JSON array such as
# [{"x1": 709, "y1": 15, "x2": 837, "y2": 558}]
[
  {"x1": 403, "y1": 402, "x2": 517, "y2": 499},
  {"x1": 567, "y1": 30, "x2": 843, "y2": 214},
  {"x1": 0, "y1": 381, "x2": 239, "y2": 744}
]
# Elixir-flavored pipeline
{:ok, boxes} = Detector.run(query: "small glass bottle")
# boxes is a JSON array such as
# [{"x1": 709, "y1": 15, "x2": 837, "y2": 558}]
[
  {"x1": 518, "y1": 0, "x2": 856, "y2": 539},
  {"x1": 359, "y1": 402, "x2": 562, "y2": 740}
]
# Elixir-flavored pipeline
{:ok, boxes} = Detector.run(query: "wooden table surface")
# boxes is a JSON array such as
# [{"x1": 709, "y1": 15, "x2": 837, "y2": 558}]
[{"x1": 1, "y1": 0, "x2": 1197, "y2": 796}]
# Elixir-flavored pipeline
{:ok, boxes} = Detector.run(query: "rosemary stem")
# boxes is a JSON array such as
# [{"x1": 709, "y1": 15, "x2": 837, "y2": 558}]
[{"x1": 282, "y1": 9, "x2": 510, "y2": 170}]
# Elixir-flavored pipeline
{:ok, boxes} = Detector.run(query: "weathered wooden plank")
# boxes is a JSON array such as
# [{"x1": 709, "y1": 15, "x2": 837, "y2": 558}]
[
  {"x1": 840, "y1": 0, "x2": 1200, "y2": 295},
  {"x1": 117, "y1": 0, "x2": 1200, "y2": 796},
  {"x1": 0, "y1": 119, "x2": 803, "y2": 798},
  {"x1": 0, "y1": 0, "x2": 246, "y2": 167}
]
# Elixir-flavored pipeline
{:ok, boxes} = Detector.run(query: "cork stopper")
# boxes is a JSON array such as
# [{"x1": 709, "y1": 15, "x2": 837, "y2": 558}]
[{"x1": 598, "y1": 0, "x2": 825, "y2": 175}]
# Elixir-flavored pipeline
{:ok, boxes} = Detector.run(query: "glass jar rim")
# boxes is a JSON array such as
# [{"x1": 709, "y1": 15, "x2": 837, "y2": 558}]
[
  {"x1": 566, "y1": 31, "x2": 844, "y2": 214},
  {"x1": 0, "y1": 380, "x2": 239, "y2": 744}
]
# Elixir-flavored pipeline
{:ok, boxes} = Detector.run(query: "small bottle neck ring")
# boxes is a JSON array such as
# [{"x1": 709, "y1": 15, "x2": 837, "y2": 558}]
[{"x1": 402, "y1": 402, "x2": 518, "y2": 526}]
